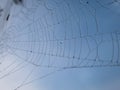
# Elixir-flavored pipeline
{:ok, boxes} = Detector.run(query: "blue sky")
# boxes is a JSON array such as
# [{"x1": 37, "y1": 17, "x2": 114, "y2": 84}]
[{"x1": 0, "y1": 0, "x2": 120, "y2": 90}]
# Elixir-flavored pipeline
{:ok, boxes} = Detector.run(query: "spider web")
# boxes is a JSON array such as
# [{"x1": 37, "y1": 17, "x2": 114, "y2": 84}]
[{"x1": 0, "y1": 0, "x2": 120, "y2": 89}]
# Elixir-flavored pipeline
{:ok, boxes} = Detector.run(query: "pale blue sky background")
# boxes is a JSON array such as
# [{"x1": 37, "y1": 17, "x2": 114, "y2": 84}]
[{"x1": 0, "y1": 0, "x2": 120, "y2": 90}]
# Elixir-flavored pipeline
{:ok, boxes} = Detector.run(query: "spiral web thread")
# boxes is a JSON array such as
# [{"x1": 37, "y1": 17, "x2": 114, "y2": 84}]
[{"x1": 0, "y1": 0, "x2": 120, "y2": 89}]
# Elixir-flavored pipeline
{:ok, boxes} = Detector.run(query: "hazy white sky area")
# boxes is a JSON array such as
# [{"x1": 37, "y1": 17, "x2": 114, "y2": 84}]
[{"x1": 0, "y1": 0, "x2": 120, "y2": 90}]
